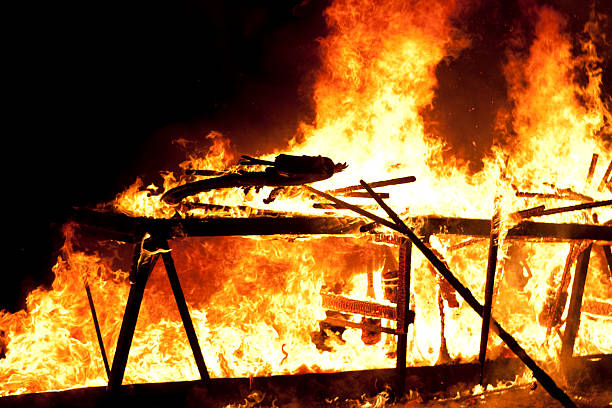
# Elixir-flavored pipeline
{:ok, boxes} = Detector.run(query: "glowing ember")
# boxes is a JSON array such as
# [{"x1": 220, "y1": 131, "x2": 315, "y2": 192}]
[{"x1": 1, "y1": 0, "x2": 611, "y2": 399}]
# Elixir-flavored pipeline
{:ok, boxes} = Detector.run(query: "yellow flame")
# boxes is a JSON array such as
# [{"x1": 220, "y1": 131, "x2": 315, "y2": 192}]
[{"x1": 1, "y1": 0, "x2": 611, "y2": 397}]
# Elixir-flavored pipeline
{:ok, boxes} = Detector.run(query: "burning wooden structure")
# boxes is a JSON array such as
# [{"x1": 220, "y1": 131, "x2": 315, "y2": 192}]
[
  {"x1": 2, "y1": 0, "x2": 612, "y2": 406},
  {"x1": 7, "y1": 190, "x2": 602, "y2": 407}
]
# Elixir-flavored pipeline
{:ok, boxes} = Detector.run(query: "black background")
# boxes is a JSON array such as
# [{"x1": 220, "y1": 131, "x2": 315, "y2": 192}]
[{"x1": 3, "y1": 0, "x2": 611, "y2": 312}]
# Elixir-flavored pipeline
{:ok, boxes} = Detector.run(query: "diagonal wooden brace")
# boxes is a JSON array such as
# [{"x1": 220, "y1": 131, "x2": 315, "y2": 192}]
[
  {"x1": 108, "y1": 237, "x2": 160, "y2": 393},
  {"x1": 159, "y1": 240, "x2": 211, "y2": 384},
  {"x1": 303, "y1": 183, "x2": 578, "y2": 408},
  {"x1": 107, "y1": 236, "x2": 210, "y2": 394}
]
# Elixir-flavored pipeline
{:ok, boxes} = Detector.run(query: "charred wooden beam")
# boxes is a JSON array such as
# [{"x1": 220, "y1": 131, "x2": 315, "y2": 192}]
[
  {"x1": 159, "y1": 240, "x2": 210, "y2": 385},
  {"x1": 327, "y1": 176, "x2": 416, "y2": 194},
  {"x1": 322, "y1": 317, "x2": 397, "y2": 335},
  {"x1": 561, "y1": 244, "x2": 592, "y2": 373},
  {"x1": 514, "y1": 205, "x2": 545, "y2": 219},
  {"x1": 479, "y1": 206, "x2": 500, "y2": 384},
  {"x1": 395, "y1": 239, "x2": 412, "y2": 397},
  {"x1": 361, "y1": 262, "x2": 381, "y2": 345},
  {"x1": 597, "y1": 160, "x2": 612, "y2": 192},
  {"x1": 414, "y1": 215, "x2": 612, "y2": 242},
  {"x1": 341, "y1": 191, "x2": 389, "y2": 198},
  {"x1": 69, "y1": 208, "x2": 612, "y2": 244},
  {"x1": 182, "y1": 203, "x2": 284, "y2": 217},
  {"x1": 586, "y1": 153, "x2": 598, "y2": 186},
  {"x1": 396, "y1": 241, "x2": 411, "y2": 334},
  {"x1": 448, "y1": 237, "x2": 485, "y2": 251},
  {"x1": 312, "y1": 202, "x2": 373, "y2": 210},
  {"x1": 85, "y1": 283, "x2": 110, "y2": 379},
  {"x1": 516, "y1": 191, "x2": 593, "y2": 202},
  {"x1": 555, "y1": 189, "x2": 594, "y2": 202},
  {"x1": 320, "y1": 293, "x2": 398, "y2": 320},
  {"x1": 3, "y1": 357, "x2": 549, "y2": 408},
  {"x1": 517, "y1": 200, "x2": 612, "y2": 219},
  {"x1": 306, "y1": 183, "x2": 578, "y2": 408},
  {"x1": 184, "y1": 169, "x2": 226, "y2": 176},
  {"x1": 108, "y1": 240, "x2": 160, "y2": 393},
  {"x1": 70, "y1": 208, "x2": 367, "y2": 242},
  {"x1": 543, "y1": 243, "x2": 580, "y2": 336},
  {"x1": 516, "y1": 192, "x2": 565, "y2": 200}
]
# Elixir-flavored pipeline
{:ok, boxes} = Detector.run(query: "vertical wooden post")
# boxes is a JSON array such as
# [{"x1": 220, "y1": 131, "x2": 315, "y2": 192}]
[
  {"x1": 159, "y1": 240, "x2": 211, "y2": 385},
  {"x1": 395, "y1": 239, "x2": 412, "y2": 397},
  {"x1": 560, "y1": 244, "x2": 592, "y2": 372},
  {"x1": 107, "y1": 238, "x2": 159, "y2": 393},
  {"x1": 479, "y1": 209, "x2": 500, "y2": 384}
]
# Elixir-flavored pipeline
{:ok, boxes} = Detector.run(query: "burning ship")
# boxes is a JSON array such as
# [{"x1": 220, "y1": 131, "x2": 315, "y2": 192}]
[{"x1": 2, "y1": 0, "x2": 612, "y2": 407}]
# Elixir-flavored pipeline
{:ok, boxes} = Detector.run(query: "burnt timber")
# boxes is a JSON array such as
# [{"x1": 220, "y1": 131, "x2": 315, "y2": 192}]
[
  {"x1": 2, "y1": 356, "x2": 610, "y2": 408},
  {"x1": 69, "y1": 208, "x2": 612, "y2": 243}
]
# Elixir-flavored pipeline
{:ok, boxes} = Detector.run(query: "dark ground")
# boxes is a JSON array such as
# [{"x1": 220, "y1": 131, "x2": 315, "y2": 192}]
[{"x1": 3, "y1": 0, "x2": 612, "y2": 312}]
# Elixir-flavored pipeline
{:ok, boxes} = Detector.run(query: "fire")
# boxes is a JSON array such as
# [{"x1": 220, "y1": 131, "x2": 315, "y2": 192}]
[{"x1": 1, "y1": 0, "x2": 611, "y2": 399}]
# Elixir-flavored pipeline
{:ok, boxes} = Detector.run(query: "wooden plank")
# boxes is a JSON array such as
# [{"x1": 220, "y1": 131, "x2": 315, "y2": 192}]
[
  {"x1": 517, "y1": 200, "x2": 611, "y2": 219},
  {"x1": 160, "y1": 240, "x2": 210, "y2": 385},
  {"x1": 395, "y1": 239, "x2": 412, "y2": 397},
  {"x1": 479, "y1": 209, "x2": 500, "y2": 384},
  {"x1": 586, "y1": 153, "x2": 598, "y2": 186},
  {"x1": 560, "y1": 244, "x2": 593, "y2": 371},
  {"x1": 70, "y1": 208, "x2": 612, "y2": 243},
  {"x1": 85, "y1": 283, "x2": 110, "y2": 379},
  {"x1": 327, "y1": 176, "x2": 416, "y2": 194}
]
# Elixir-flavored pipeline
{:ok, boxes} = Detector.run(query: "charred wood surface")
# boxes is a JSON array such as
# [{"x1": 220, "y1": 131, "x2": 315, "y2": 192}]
[
  {"x1": 542, "y1": 243, "x2": 580, "y2": 335},
  {"x1": 321, "y1": 293, "x2": 398, "y2": 320},
  {"x1": 586, "y1": 153, "x2": 598, "y2": 186},
  {"x1": 479, "y1": 208, "x2": 500, "y2": 384},
  {"x1": 85, "y1": 283, "x2": 110, "y2": 380},
  {"x1": 561, "y1": 244, "x2": 593, "y2": 370},
  {"x1": 341, "y1": 191, "x2": 390, "y2": 198},
  {"x1": 322, "y1": 317, "x2": 397, "y2": 335},
  {"x1": 327, "y1": 176, "x2": 416, "y2": 194},
  {"x1": 70, "y1": 208, "x2": 612, "y2": 243},
  {"x1": 517, "y1": 200, "x2": 611, "y2": 219},
  {"x1": 0, "y1": 358, "x2": 528, "y2": 408},
  {"x1": 516, "y1": 191, "x2": 593, "y2": 202},
  {"x1": 70, "y1": 208, "x2": 367, "y2": 242},
  {"x1": 448, "y1": 237, "x2": 485, "y2": 251},
  {"x1": 108, "y1": 243, "x2": 160, "y2": 393},
  {"x1": 3, "y1": 355, "x2": 610, "y2": 408},
  {"x1": 395, "y1": 240, "x2": 412, "y2": 397},
  {"x1": 160, "y1": 240, "x2": 210, "y2": 385},
  {"x1": 184, "y1": 169, "x2": 226, "y2": 176}
]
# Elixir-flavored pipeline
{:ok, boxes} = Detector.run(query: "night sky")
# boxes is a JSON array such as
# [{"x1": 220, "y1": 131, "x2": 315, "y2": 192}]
[{"x1": 4, "y1": 0, "x2": 611, "y2": 312}]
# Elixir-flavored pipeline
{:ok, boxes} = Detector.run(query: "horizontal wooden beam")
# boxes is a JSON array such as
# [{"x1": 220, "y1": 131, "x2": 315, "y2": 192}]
[
  {"x1": 69, "y1": 208, "x2": 612, "y2": 244},
  {"x1": 4, "y1": 356, "x2": 610, "y2": 407}
]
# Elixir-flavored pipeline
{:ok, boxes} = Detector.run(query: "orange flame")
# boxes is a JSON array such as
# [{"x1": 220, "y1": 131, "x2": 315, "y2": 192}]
[{"x1": 1, "y1": 0, "x2": 611, "y2": 397}]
